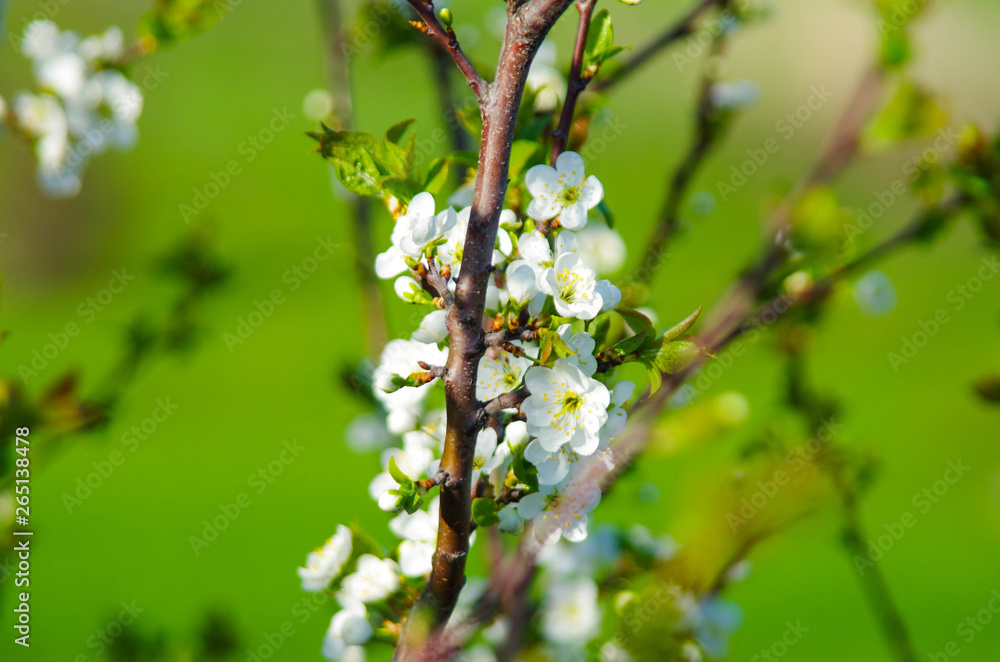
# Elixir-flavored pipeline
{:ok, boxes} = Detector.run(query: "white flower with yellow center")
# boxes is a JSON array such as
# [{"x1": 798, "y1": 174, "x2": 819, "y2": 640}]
[
  {"x1": 476, "y1": 348, "x2": 532, "y2": 401},
  {"x1": 321, "y1": 604, "x2": 372, "y2": 661},
  {"x1": 538, "y1": 253, "x2": 604, "y2": 320},
  {"x1": 525, "y1": 151, "x2": 603, "y2": 230},
  {"x1": 298, "y1": 525, "x2": 353, "y2": 592},
  {"x1": 522, "y1": 359, "x2": 609, "y2": 455}
]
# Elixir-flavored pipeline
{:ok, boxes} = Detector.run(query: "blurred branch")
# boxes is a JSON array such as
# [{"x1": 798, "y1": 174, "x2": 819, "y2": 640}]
[
  {"x1": 700, "y1": 64, "x2": 887, "y2": 348},
  {"x1": 318, "y1": 0, "x2": 389, "y2": 354},
  {"x1": 593, "y1": 0, "x2": 726, "y2": 93},
  {"x1": 636, "y1": 25, "x2": 732, "y2": 285}
]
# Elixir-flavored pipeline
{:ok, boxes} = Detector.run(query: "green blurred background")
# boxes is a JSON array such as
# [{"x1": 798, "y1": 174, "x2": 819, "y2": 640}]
[{"x1": 1, "y1": 0, "x2": 999, "y2": 659}]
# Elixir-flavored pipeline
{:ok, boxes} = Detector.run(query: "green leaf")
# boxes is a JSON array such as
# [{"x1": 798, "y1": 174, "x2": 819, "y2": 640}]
[
  {"x1": 511, "y1": 443, "x2": 539, "y2": 491},
  {"x1": 472, "y1": 498, "x2": 500, "y2": 527},
  {"x1": 388, "y1": 456, "x2": 410, "y2": 484},
  {"x1": 423, "y1": 157, "x2": 450, "y2": 196},
  {"x1": 584, "y1": 10, "x2": 627, "y2": 70},
  {"x1": 647, "y1": 365, "x2": 663, "y2": 396},
  {"x1": 616, "y1": 307, "x2": 654, "y2": 335},
  {"x1": 509, "y1": 140, "x2": 542, "y2": 179},
  {"x1": 138, "y1": 0, "x2": 221, "y2": 47},
  {"x1": 597, "y1": 200, "x2": 616, "y2": 229},
  {"x1": 652, "y1": 339, "x2": 701, "y2": 375},
  {"x1": 611, "y1": 326, "x2": 655, "y2": 356},
  {"x1": 661, "y1": 307, "x2": 702, "y2": 343},
  {"x1": 549, "y1": 331, "x2": 575, "y2": 359},
  {"x1": 385, "y1": 118, "x2": 417, "y2": 145},
  {"x1": 866, "y1": 81, "x2": 948, "y2": 148},
  {"x1": 311, "y1": 125, "x2": 425, "y2": 201},
  {"x1": 590, "y1": 312, "x2": 612, "y2": 349},
  {"x1": 539, "y1": 330, "x2": 555, "y2": 366}
]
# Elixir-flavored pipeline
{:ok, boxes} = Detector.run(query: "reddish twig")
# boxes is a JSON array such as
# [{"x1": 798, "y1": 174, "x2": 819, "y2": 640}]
[
  {"x1": 406, "y1": 0, "x2": 488, "y2": 100},
  {"x1": 551, "y1": 0, "x2": 598, "y2": 164}
]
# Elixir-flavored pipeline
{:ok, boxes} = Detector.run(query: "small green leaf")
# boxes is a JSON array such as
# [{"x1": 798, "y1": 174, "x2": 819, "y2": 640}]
[
  {"x1": 549, "y1": 331, "x2": 575, "y2": 359},
  {"x1": 647, "y1": 365, "x2": 663, "y2": 395},
  {"x1": 423, "y1": 157, "x2": 450, "y2": 196},
  {"x1": 597, "y1": 200, "x2": 616, "y2": 229},
  {"x1": 511, "y1": 444, "x2": 539, "y2": 491},
  {"x1": 612, "y1": 326, "x2": 655, "y2": 356},
  {"x1": 539, "y1": 330, "x2": 555, "y2": 365},
  {"x1": 584, "y1": 10, "x2": 627, "y2": 70},
  {"x1": 661, "y1": 307, "x2": 702, "y2": 343},
  {"x1": 388, "y1": 456, "x2": 410, "y2": 484},
  {"x1": 616, "y1": 307, "x2": 654, "y2": 335},
  {"x1": 385, "y1": 118, "x2": 417, "y2": 145},
  {"x1": 472, "y1": 498, "x2": 500, "y2": 527},
  {"x1": 590, "y1": 312, "x2": 612, "y2": 349}
]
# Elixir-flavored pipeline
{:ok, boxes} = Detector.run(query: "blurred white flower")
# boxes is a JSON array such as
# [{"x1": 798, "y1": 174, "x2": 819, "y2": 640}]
[
  {"x1": 575, "y1": 222, "x2": 627, "y2": 276},
  {"x1": 541, "y1": 577, "x2": 602, "y2": 645},
  {"x1": 340, "y1": 555, "x2": 400, "y2": 603},
  {"x1": 298, "y1": 525, "x2": 352, "y2": 592}
]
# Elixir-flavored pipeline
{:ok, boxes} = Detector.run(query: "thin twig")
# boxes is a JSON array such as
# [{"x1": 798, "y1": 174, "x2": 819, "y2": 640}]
[
  {"x1": 406, "y1": 0, "x2": 488, "y2": 101},
  {"x1": 551, "y1": 0, "x2": 598, "y2": 164},
  {"x1": 635, "y1": 32, "x2": 729, "y2": 284},
  {"x1": 593, "y1": 0, "x2": 726, "y2": 93},
  {"x1": 318, "y1": 0, "x2": 389, "y2": 353}
]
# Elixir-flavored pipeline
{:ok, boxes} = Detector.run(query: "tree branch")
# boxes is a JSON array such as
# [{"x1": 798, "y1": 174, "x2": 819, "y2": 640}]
[
  {"x1": 406, "y1": 0, "x2": 489, "y2": 101},
  {"x1": 551, "y1": 0, "x2": 598, "y2": 164},
  {"x1": 592, "y1": 0, "x2": 726, "y2": 93},
  {"x1": 392, "y1": 1, "x2": 576, "y2": 657}
]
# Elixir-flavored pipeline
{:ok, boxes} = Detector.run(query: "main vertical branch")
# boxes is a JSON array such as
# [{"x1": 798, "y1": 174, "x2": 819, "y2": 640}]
[{"x1": 394, "y1": 1, "x2": 575, "y2": 658}]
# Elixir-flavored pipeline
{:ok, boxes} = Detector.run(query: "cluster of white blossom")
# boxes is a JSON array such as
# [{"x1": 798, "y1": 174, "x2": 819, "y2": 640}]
[
  {"x1": 2, "y1": 20, "x2": 143, "y2": 196},
  {"x1": 298, "y1": 150, "x2": 676, "y2": 660},
  {"x1": 368, "y1": 151, "x2": 638, "y2": 547}
]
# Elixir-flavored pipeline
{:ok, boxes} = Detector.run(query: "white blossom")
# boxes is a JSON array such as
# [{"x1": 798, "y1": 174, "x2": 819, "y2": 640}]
[
  {"x1": 340, "y1": 555, "x2": 400, "y2": 604},
  {"x1": 390, "y1": 498, "x2": 439, "y2": 577},
  {"x1": 575, "y1": 222, "x2": 626, "y2": 276},
  {"x1": 298, "y1": 525, "x2": 352, "y2": 592},
  {"x1": 476, "y1": 348, "x2": 532, "y2": 401},
  {"x1": 525, "y1": 151, "x2": 603, "y2": 230},
  {"x1": 555, "y1": 325, "x2": 598, "y2": 377},
  {"x1": 601, "y1": 381, "x2": 635, "y2": 444},
  {"x1": 321, "y1": 604, "x2": 373, "y2": 660},
  {"x1": 411, "y1": 309, "x2": 449, "y2": 343},
  {"x1": 541, "y1": 577, "x2": 602, "y2": 645},
  {"x1": 438, "y1": 206, "x2": 514, "y2": 267},
  {"x1": 514, "y1": 456, "x2": 605, "y2": 543},
  {"x1": 373, "y1": 339, "x2": 448, "y2": 420},
  {"x1": 522, "y1": 360, "x2": 609, "y2": 455},
  {"x1": 538, "y1": 253, "x2": 604, "y2": 320},
  {"x1": 506, "y1": 262, "x2": 538, "y2": 307}
]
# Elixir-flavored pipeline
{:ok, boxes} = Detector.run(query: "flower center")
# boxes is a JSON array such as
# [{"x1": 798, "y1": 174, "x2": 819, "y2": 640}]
[
  {"x1": 558, "y1": 184, "x2": 582, "y2": 205},
  {"x1": 559, "y1": 391, "x2": 584, "y2": 415},
  {"x1": 558, "y1": 269, "x2": 582, "y2": 302}
]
